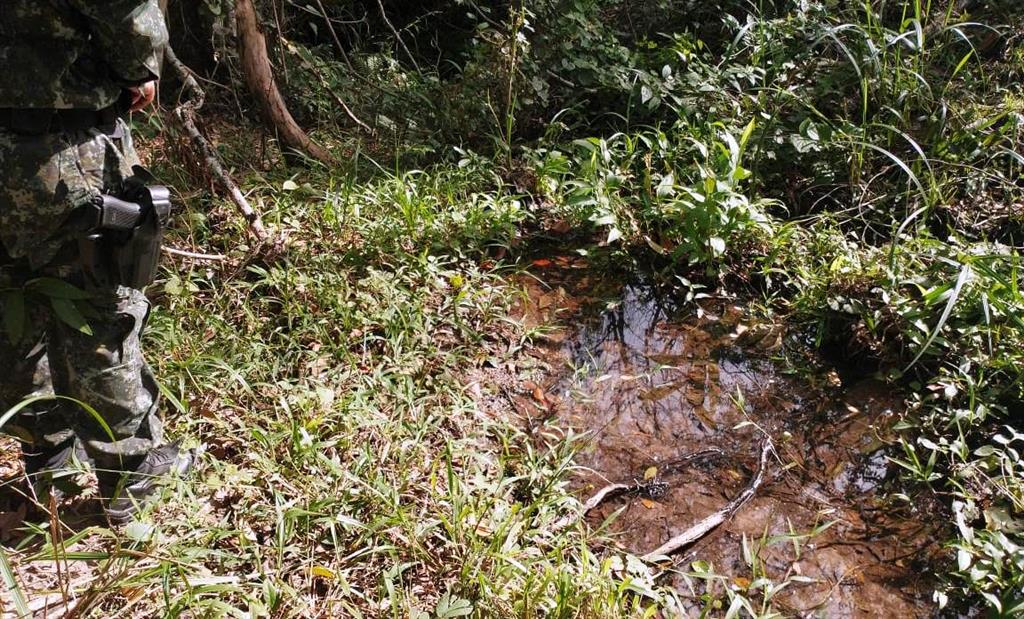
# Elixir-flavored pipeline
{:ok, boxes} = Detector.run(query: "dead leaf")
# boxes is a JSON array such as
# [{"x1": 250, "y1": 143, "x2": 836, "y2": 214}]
[
  {"x1": 531, "y1": 386, "x2": 549, "y2": 407},
  {"x1": 0, "y1": 504, "x2": 27, "y2": 540},
  {"x1": 640, "y1": 498, "x2": 657, "y2": 509},
  {"x1": 693, "y1": 407, "x2": 718, "y2": 429},
  {"x1": 0, "y1": 436, "x2": 24, "y2": 481}
]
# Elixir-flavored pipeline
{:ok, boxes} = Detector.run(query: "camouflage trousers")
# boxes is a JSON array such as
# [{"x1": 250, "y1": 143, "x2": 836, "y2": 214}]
[{"x1": 0, "y1": 120, "x2": 164, "y2": 485}]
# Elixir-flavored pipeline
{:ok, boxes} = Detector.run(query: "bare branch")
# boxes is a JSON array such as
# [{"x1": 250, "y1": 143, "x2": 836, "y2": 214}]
[
  {"x1": 643, "y1": 440, "x2": 772, "y2": 560},
  {"x1": 164, "y1": 46, "x2": 271, "y2": 244}
]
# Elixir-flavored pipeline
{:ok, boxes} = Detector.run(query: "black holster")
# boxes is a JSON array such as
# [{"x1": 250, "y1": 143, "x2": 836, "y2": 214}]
[{"x1": 79, "y1": 173, "x2": 172, "y2": 290}]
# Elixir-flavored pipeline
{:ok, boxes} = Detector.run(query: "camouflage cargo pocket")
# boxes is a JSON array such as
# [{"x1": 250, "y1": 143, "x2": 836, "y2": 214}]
[{"x1": 0, "y1": 120, "x2": 139, "y2": 270}]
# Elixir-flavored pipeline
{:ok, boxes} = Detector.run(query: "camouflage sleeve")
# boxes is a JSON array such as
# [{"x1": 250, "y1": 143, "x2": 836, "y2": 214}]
[{"x1": 67, "y1": 0, "x2": 169, "y2": 84}]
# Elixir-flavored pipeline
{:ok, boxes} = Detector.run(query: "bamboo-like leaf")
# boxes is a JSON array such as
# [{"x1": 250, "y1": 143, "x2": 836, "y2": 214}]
[
  {"x1": 50, "y1": 297, "x2": 93, "y2": 336},
  {"x1": 905, "y1": 263, "x2": 972, "y2": 372},
  {"x1": 1, "y1": 395, "x2": 115, "y2": 444},
  {"x1": 1, "y1": 290, "x2": 26, "y2": 345},
  {"x1": 854, "y1": 141, "x2": 929, "y2": 202}
]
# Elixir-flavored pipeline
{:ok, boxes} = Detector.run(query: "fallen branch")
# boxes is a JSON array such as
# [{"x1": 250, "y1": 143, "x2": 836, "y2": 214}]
[
  {"x1": 551, "y1": 448, "x2": 725, "y2": 532},
  {"x1": 643, "y1": 440, "x2": 772, "y2": 561},
  {"x1": 164, "y1": 46, "x2": 271, "y2": 245},
  {"x1": 162, "y1": 246, "x2": 228, "y2": 261}
]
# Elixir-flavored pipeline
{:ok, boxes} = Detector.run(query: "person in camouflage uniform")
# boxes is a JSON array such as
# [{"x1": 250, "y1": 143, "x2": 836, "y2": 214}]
[{"x1": 0, "y1": 0, "x2": 190, "y2": 521}]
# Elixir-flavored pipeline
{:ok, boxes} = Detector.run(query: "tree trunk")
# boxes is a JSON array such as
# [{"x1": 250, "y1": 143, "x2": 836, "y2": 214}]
[{"x1": 234, "y1": 0, "x2": 334, "y2": 164}]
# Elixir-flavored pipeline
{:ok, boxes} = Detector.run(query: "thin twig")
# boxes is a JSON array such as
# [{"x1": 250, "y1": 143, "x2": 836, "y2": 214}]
[
  {"x1": 643, "y1": 440, "x2": 773, "y2": 560},
  {"x1": 551, "y1": 448, "x2": 726, "y2": 532},
  {"x1": 550, "y1": 483, "x2": 631, "y2": 533},
  {"x1": 49, "y1": 493, "x2": 70, "y2": 611},
  {"x1": 272, "y1": 0, "x2": 288, "y2": 84},
  {"x1": 284, "y1": 40, "x2": 372, "y2": 133},
  {"x1": 162, "y1": 247, "x2": 228, "y2": 262},
  {"x1": 315, "y1": 0, "x2": 355, "y2": 72},
  {"x1": 375, "y1": 0, "x2": 421, "y2": 75}
]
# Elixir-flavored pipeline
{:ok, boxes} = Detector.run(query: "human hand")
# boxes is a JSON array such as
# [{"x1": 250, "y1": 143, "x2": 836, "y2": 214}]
[{"x1": 128, "y1": 80, "x2": 157, "y2": 112}]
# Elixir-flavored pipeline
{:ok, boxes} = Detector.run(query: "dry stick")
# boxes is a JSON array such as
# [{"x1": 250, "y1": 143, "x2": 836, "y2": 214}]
[
  {"x1": 324, "y1": 83, "x2": 372, "y2": 134},
  {"x1": 578, "y1": 483, "x2": 632, "y2": 515},
  {"x1": 49, "y1": 492, "x2": 70, "y2": 612},
  {"x1": 271, "y1": 0, "x2": 289, "y2": 84},
  {"x1": 643, "y1": 440, "x2": 773, "y2": 561},
  {"x1": 162, "y1": 246, "x2": 228, "y2": 262},
  {"x1": 164, "y1": 46, "x2": 271, "y2": 244},
  {"x1": 550, "y1": 482, "x2": 632, "y2": 533},
  {"x1": 315, "y1": 0, "x2": 355, "y2": 73},
  {"x1": 551, "y1": 448, "x2": 725, "y2": 532}
]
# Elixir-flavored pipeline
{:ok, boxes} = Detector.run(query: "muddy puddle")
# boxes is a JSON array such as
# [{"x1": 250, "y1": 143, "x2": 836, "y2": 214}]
[{"x1": 509, "y1": 264, "x2": 948, "y2": 617}]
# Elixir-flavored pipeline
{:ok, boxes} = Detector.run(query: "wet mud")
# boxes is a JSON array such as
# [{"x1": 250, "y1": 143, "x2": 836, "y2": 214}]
[{"x1": 511, "y1": 264, "x2": 948, "y2": 618}]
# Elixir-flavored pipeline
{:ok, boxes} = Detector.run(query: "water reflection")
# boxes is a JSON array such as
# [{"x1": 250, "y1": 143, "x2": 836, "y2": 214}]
[
  {"x1": 545, "y1": 280, "x2": 944, "y2": 617},
  {"x1": 558, "y1": 284, "x2": 778, "y2": 475}
]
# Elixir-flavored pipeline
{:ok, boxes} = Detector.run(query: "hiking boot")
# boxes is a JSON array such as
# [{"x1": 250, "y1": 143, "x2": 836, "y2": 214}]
[
  {"x1": 105, "y1": 443, "x2": 196, "y2": 524},
  {"x1": 33, "y1": 436, "x2": 98, "y2": 506}
]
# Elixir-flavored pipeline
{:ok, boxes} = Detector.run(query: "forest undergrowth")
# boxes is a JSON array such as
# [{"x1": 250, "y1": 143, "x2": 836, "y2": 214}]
[{"x1": 2, "y1": 0, "x2": 1023, "y2": 616}]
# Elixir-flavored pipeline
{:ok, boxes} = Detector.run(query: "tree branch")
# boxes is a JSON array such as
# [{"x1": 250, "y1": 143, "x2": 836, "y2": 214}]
[
  {"x1": 164, "y1": 46, "x2": 271, "y2": 244},
  {"x1": 643, "y1": 440, "x2": 772, "y2": 560}
]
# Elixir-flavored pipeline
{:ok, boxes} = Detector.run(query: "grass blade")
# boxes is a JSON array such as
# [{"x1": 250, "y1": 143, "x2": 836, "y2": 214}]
[
  {"x1": 905, "y1": 262, "x2": 972, "y2": 372},
  {"x1": 0, "y1": 546, "x2": 29, "y2": 618}
]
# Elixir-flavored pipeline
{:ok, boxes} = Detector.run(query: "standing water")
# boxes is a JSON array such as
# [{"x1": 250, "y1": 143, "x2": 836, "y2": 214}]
[{"x1": 511, "y1": 266, "x2": 947, "y2": 617}]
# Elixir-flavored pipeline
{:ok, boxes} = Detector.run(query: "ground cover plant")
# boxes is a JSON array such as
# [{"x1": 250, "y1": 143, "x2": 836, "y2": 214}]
[{"x1": 1, "y1": 0, "x2": 1023, "y2": 616}]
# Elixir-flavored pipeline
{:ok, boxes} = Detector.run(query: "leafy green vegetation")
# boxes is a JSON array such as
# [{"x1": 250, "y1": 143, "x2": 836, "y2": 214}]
[
  {"x1": 512, "y1": 0, "x2": 1024, "y2": 609},
  {"x1": 3, "y1": 0, "x2": 1023, "y2": 615},
  {"x1": 513, "y1": 0, "x2": 1024, "y2": 609}
]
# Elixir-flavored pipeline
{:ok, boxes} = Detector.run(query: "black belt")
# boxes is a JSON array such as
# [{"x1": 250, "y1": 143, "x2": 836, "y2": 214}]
[{"x1": 0, "y1": 107, "x2": 121, "y2": 135}]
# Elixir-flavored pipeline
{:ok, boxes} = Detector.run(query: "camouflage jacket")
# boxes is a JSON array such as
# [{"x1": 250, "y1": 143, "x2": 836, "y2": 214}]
[{"x1": 0, "y1": 0, "x2": 168, "y2": 110}]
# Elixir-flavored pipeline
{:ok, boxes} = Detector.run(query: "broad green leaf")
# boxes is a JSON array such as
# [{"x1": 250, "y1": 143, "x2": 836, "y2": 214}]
[
  {"x1": 640, "y1": 85, "x2": 653, "y2": 104},
  {"x1": 739, "y1": 118, "x2": 756, "y2": 151},
  {"x1": 2, "y1": 290, "x2": 26, "y2": 344},
  {"x1": 28, "y1": 277, "x2": 93, "y2": 300},
  {"x1": 50, "y1": 297, "x2": 93, "y2": 336},
  {"x1": 435, "y1": 592, "x2": 473, "y2": 618},
  {"x1": 709, "y1": 236, "x2": 727, "y2": 255}
]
